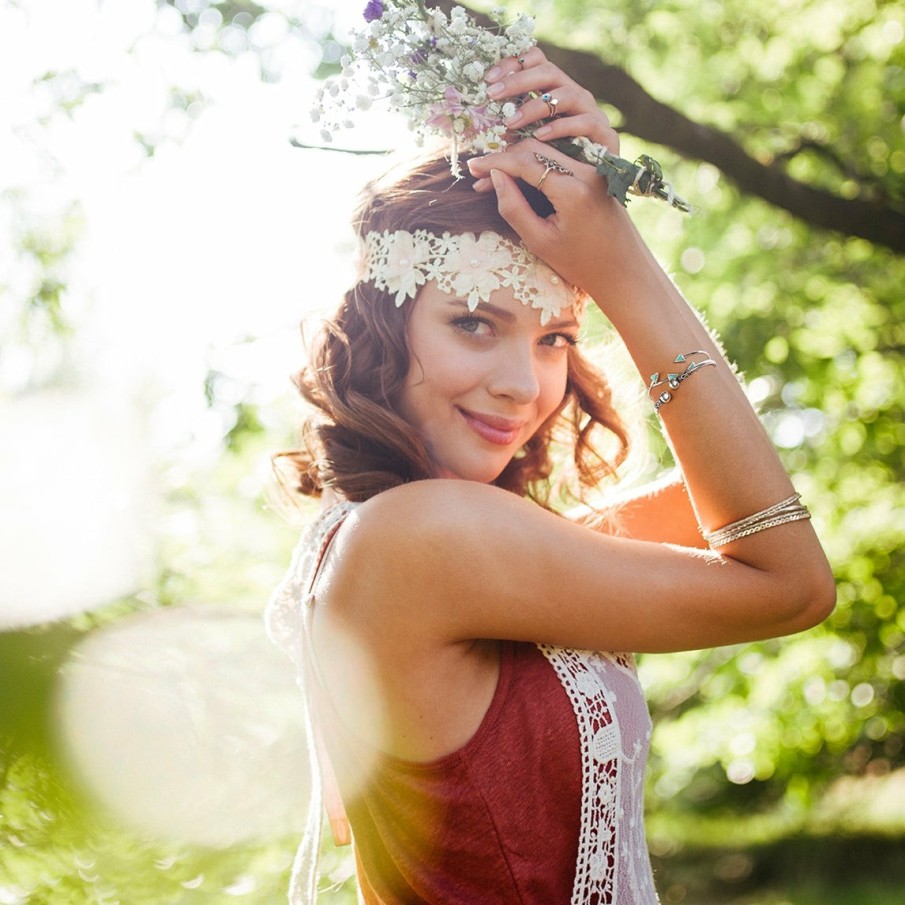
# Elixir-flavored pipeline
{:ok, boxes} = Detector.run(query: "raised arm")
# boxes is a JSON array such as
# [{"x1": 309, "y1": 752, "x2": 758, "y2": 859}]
[
  {"x1": 464, "y1": 50, "x2": 833, "y2": 591},
  {"x1": 321, "y1": 53, "x2": 834, "y2": 657}
]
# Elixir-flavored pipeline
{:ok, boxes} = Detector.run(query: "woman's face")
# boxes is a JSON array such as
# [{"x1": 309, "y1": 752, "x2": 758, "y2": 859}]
[{"x1": 397, "y1": 280, "x2": 579, "y2": 483}]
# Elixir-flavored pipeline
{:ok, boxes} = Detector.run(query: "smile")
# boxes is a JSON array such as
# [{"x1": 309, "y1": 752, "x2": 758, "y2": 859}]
[{"x1": 457, "y1": 408, "x2": 526, "y2": 446}]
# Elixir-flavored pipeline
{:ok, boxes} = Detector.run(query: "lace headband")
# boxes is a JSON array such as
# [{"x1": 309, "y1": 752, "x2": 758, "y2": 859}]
[{"x1": 359, "y1": 229, "x2": 579, "y2": 325}]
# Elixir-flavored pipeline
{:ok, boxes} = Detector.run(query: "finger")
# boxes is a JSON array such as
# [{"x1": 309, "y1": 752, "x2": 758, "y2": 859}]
[
  {"x1": 486, "y1": 60, "x2": 579, "y2": 104},
  {"x1": 534, "y1": 112, "x2": 620, "y2": 152},
  {"x1": 488, "y1": 169, "x2": 550, "y2": 248},
  {"x1": 484, "y1": 47, "x2": 545, "y2": 83},
  {"x1": 504, "y1": 85, "x2": 590, "y2": 130},
  {"x1": 470, "y1": 142, "x2": 585, "y2": 208}
]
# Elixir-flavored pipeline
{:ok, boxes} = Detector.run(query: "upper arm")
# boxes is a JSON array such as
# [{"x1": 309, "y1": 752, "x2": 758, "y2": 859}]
[
  {"x1": 583, "y1": 475, "x2": 708, "y2": 548},
  {"x1": 332, "y1": 481, "x2": 835, "y2": 656}
]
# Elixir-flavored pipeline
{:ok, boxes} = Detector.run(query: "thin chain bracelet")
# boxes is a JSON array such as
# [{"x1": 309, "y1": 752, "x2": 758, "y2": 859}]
[
  {"x1": 648, "y1": 351, "x2": 717, "y2": 412},
  {"x1": 703, "y1": 493, "x2": 812, "y2": 547}
]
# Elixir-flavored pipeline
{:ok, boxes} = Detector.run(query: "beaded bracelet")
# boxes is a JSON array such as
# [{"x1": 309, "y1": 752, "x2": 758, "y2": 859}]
[
  {"x1": 648, "y1": 351, "x2": 717, "y2": 412},
  {"x1": 703, "y1": 493, "x2": 812, "y2": 547}
]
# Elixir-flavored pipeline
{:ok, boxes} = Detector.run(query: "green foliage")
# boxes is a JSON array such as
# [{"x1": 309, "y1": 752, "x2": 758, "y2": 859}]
[
  {"x1": 488, "y1": 0, "x2": 905, "y2": 818},
  {"x1": 626, "y1": 171, "x2": 905, "y2": 816}
]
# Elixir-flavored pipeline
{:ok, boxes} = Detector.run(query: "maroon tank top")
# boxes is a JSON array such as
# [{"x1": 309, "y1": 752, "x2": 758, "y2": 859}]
[{"x1": 313, "y1": 639, "x2": 582, "y2": 903}]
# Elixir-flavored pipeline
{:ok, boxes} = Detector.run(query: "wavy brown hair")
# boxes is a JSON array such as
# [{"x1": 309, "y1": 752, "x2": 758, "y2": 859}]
[{"x1": 278, "y1": 147, "x2": 630, "y2": 507}]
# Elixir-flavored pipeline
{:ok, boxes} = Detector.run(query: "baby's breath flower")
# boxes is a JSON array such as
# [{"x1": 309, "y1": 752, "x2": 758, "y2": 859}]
[
  {"x1": 463, "y1": 61, "x2": 485, "y2": 83},
  {"x1": 312, "y1": 0, "x2": 537, "y2": 175},
  {"x1": 305, "y1": 1, "x2": 690, "y2": 209}
]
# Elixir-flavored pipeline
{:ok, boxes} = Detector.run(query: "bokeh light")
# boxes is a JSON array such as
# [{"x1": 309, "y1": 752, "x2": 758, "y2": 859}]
[
  {"x1": 54, "y1": 606, "x2": 309, "y2": 846},
  {"x1": 0, "y1": 389, "x2": 153, "y2": 628}
]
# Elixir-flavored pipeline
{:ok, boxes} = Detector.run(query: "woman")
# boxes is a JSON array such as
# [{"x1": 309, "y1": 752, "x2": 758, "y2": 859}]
[{"x1": 267, "y1": 49, "x2": 835, "y2": 904}]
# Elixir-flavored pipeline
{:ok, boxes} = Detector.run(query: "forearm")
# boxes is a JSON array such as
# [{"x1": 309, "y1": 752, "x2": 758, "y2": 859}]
[{"x1": 587, "y1": 208, "x2": 814, "y2": 562}]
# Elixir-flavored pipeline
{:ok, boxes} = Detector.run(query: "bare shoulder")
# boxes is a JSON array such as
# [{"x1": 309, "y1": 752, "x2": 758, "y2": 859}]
[
  {"x1": 344, "y1": 479, "x2": 568, "y2": 578},
  {"x1": 328, "y1": 480, "x2": 580, "y2": 643},
  {"x1": 325, "y1": 479, "x2": 561, "y2": 629},
  {"x1": 351, "y1": 478, "x2": 535, "y2": 540}
]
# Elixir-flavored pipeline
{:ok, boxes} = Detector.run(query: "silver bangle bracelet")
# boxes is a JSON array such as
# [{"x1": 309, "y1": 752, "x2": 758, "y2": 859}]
[{"x1": 648, "y1": 351, "x2": 716, "y2": 413}]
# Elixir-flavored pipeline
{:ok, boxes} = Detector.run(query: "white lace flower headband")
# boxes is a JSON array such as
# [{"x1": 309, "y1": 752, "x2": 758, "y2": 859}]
[{"x1": 359, "y1": 229, "x2": 580, "y2": 325}]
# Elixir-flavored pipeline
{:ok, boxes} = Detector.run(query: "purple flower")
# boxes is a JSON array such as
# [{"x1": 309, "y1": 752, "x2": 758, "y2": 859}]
[{"x1": 363, "y1": 0, "x2": 384, "y2": 23}]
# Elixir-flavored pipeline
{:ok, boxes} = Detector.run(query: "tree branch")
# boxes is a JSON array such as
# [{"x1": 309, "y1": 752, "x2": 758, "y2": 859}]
[
  {"x1": 429, "y1": 1, "x2": 905, "y2": 254},
  {"x1": 543, "y1": 41, "x2": 905, "y2": 254}
]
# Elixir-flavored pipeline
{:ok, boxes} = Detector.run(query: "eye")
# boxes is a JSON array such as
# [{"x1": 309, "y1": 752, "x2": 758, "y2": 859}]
[
  {"x1": 451, "y1": 315, "x2": 493, "y2": 336},
  {"x1": 539, "y1": 331, "x2": 579, "y2": 349}
]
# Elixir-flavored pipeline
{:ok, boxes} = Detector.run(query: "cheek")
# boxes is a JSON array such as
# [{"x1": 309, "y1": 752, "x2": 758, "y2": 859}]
[{"x1": 540, "y1": 361, "x2": 570, "y2": 418}]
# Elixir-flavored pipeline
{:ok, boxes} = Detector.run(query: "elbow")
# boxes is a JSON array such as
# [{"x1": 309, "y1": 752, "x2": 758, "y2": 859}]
[{"x1": 786, "y1": 560, "x2": 837, "y2": 632}]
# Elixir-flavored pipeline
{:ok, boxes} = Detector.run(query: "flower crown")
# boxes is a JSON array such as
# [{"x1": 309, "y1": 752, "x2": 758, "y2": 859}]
[
  {"x1": 312, "y1": 1, "x2": 690, "y2": 211},
  {"x1": 360, "y1": 229, "x2": 579, "y2": 325}
]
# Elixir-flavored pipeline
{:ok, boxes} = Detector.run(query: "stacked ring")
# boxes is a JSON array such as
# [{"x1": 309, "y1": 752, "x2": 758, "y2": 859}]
[{"x1": 541, "y1": 92, "x2": 559, "y2": 118}]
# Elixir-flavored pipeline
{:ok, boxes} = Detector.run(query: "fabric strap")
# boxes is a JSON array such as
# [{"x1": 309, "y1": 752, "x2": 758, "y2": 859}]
[{"x1": 302, "y1": 512, "x2": 354, "y2": 848}]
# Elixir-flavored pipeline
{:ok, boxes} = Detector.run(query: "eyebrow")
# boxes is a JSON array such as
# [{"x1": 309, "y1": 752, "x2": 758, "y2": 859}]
[{"x1": 446, "y1": 299, "x2": 579, "y2": 331}]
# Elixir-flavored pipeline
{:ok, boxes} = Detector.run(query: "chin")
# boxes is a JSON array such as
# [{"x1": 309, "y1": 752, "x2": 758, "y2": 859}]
[{"x1": 434, "y1": 459, "x2": 511, "y2": 484}]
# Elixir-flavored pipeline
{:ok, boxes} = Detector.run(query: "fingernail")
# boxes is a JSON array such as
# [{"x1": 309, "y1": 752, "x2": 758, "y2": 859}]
[
  {"x1": 505, "y1": 110, "x2": 523, "y2": 126},
  {"x1": 487, "y1": 82, "x2": 505, "y2": 98},
  {"x1": 490, "y1": 169, "x2": 504, "y2": 191},
  {"x1": 485, "y1": 66, "x2": 501, "y2": 81},
  {"x1": 535, "y1": 125, "x2": 551, "y2": 138},
  {"x1": 472, "y1": 177, "x2": 491, "y2": 192}
]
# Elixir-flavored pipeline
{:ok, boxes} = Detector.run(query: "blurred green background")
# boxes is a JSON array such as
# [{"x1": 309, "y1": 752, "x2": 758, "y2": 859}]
[{"x1": 1, "y1": 0, "x2": 903, "y2": 902}]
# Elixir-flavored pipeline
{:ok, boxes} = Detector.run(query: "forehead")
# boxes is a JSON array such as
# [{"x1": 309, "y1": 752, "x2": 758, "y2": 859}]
[{"x1": 415, "y1": 280, "x2": 583, "y2": 328}]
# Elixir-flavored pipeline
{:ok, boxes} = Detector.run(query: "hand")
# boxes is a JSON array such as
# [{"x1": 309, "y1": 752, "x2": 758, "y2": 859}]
[
  {"x1": 468, "y1": 52, "x2": 646, "y2": 297},
  {"x1": 467, "y1": 136, "x2": 643, "y2": 302},
  {"x1": 483, "y1": 48, "x2": 620, "y2": 154}
]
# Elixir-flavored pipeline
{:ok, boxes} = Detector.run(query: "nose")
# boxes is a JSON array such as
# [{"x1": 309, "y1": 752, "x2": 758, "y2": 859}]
[{"x1": 488, "y1": 342, "x2": 541, "y2": 404}]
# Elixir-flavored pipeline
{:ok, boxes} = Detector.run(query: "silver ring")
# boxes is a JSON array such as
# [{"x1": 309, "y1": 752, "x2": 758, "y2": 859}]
[{"x1": 517, "y1": 56, "x2": 526, "y2": 69}]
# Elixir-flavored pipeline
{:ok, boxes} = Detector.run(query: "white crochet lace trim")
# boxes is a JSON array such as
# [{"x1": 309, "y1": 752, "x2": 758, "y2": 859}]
[
  {"x1": 359, "y1": 229, "x2": 579, "y2": 324},
  {"x1": 537, "y1": 646, "x2": 659, "y2": 905}
]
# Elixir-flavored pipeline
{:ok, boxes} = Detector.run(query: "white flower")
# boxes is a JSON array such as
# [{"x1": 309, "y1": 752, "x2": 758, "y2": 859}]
[
  {"x1": 368, "y1": 230, "x2": 431, "y2": 306},
  {"x1": 355, "y1": 95, "x2": 372, "y2": 111},
  {"x1": 463, "y1": 61, "x2": 485, "y2": 83},
  {"x1": 441, "y1": 233, "x2": 510, "y2": 308}
]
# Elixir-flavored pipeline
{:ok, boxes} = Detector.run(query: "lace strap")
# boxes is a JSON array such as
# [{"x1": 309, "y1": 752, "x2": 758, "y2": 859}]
[{"x1": 301, "y1": 510, "x2": 354, "y2": 848}]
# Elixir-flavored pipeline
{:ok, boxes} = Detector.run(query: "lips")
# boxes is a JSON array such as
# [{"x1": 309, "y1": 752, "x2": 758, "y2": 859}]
[{"x1": 457, "y1": 408, "x2": 526, "y2": 446}]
